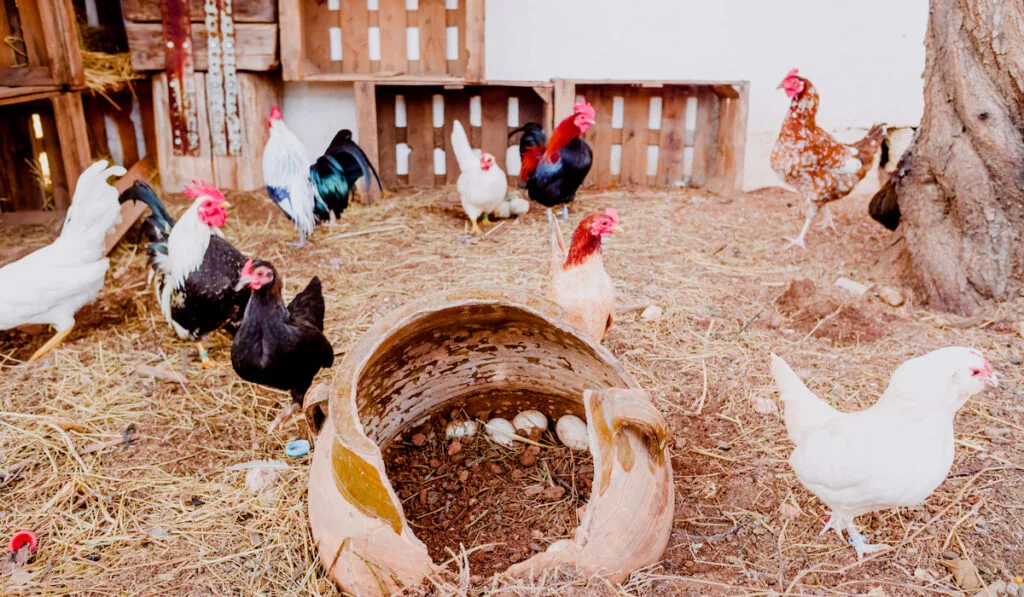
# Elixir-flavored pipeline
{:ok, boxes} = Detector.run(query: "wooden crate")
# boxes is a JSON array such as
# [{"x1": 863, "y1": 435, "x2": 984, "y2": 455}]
[
  {"x1": 0, "y1": 0, "x2": 83, "y2": 100},
  {"x1": 123, "y1": 0, "x2": 278, "y2": 73},
  {"x1": 280, "y1": 0, "x2": 484, "y2": 83},
  {"x1": 152, "y1": 73, "x2": 280, "y2": 192},
  {"x1": 82, "y1": 88, "x2": 158, "y2": 173},
  {"x1": 0, "y1": 91, "x2": 92, "y2": 224},
  {"x1": 554, "y1": 80, "x2": 749, "y2": 195},
  {"x1": 356, "y1": 81, "x2": 552, "y2": 191}
]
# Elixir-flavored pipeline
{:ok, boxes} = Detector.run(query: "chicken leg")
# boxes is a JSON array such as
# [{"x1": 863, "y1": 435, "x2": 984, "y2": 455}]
[
  {"x1": 559, "y1": 205, "x2": 569, "y2": 220},
  {"x1": 815, "y1": 204, "x2": 837, "y2": 231},
  {"x1": 197, "y1": 341, "x2": 216, "y2": 369},
  {"x1": 785, "y1": 201, "x2": 819, "y2": 249},
  {"x1": 269, "y1": 401, "x2": 302, "y2": 432},
  {"x1": 29, "y1": 324, "x2": 75, "y2": 362},
  {"x1": 845, "y1": 521, "x2": 890, "y2": 560},
  {"x1": 470, "y1": 216, "x2": 483, "y2": 236}
]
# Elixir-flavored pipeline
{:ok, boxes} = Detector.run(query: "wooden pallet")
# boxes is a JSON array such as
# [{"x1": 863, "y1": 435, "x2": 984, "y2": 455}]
[
  {"x1": 280, "y1": 0, "x2": 484, "y2": 82},
  {"x1": 152, "y1": 72, "x2": 280, "y2": 192},
  {"x1": 0, "y1": 91, "x2": 91, "y2": 222},
  {"x1": 356, "y1": 81, "x2": 552, "y2": 193},
  {"x1": 554, "y1": 80, "x2": 749, "y2": 195},
  {"x1": 0, "y1": 0, "x2": 82, "y2": 99}
]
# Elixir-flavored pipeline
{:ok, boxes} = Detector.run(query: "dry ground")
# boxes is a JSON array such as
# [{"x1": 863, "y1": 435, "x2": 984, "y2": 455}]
[{"x1": 0, "y1": 184, "x2": 1022, "y2": 596}]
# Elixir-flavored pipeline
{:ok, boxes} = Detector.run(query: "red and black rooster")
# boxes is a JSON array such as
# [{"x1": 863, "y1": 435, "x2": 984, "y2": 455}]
[
  {"x1": 510, "y1": 100, "x2": 595, "y2": 219},
  {"x1": 230, "y1": 260, "x2": 334, "y2": 430}
]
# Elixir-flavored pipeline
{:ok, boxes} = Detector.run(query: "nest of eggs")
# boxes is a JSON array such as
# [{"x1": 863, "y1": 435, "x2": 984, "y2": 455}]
[{"x1": 383, "y1": 410, "x2": 593, "y2": 576}]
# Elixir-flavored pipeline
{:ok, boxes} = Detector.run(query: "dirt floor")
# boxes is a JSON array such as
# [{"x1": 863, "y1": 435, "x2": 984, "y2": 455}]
[{"x1": 0, "y1": 183, "x2": 1022, "y2": 596}]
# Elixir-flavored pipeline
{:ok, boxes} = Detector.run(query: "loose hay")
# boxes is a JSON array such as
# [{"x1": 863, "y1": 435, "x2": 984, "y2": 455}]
[{"x1": 0, "y1": 184, "x2": 1022, "y2": 595}]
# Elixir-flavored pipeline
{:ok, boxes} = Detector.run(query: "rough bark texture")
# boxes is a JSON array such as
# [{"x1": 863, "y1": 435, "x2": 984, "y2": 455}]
[{"x1": 893, "y1": 0, "x2": 1024, "y2": 315}]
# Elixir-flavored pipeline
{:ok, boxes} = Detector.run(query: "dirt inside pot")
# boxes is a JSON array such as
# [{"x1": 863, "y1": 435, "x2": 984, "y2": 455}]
[{"x1": 382, "y1": 413, "x2": 593, "y2": 577}]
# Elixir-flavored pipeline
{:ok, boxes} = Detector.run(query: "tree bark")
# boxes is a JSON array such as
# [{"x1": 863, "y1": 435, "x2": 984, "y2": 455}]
[{"x1": 891, "y1": 0, "x2": 1024, "y2": 315}]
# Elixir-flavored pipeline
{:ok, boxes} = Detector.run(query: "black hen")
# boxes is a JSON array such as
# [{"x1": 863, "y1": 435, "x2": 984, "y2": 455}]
[
  {"x1": 509, "y1": 100, "x2": 595, "y2": 219},
  {"x1": 868, "y1": 132, "x2": 916, "y2": 231},
  {"x1": 230, "y1": 260, "x2": 334, "y2": 431}
]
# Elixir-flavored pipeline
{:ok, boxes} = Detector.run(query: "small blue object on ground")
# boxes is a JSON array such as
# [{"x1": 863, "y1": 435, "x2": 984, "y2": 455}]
[{"x1": 285, "y1": 439, "x2": 311, "y2": 457}]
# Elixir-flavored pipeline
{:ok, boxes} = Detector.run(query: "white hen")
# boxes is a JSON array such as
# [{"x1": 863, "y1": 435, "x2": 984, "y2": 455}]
[
  {"x1": 771, "y1": 347, "x2": 997, "y2": 559},
  {"x1": 0, "y1": 161, "x2": 126, "y2": 360},
  {"x1": 451, "y1": 119, "x2": 507, "y2": 235}
]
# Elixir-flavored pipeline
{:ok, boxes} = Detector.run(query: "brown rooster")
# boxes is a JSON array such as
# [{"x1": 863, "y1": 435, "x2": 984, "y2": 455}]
[
  {"x1": 770, "y1": 69, "x2": 885, "y2": 248},
  {"x1": 548, "y1": 208, "x2": 619, "y2": 342}
]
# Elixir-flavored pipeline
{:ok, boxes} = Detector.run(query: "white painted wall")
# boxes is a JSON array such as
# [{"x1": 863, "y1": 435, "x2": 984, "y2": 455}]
[{"x1": 284, "y1": 0, "x2": 928, "y2": 189}]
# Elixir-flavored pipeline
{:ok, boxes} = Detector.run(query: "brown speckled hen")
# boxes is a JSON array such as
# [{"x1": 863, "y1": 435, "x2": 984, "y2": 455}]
[{"x1": 770, "y1": 69, "x2": 885, "y2": 248}]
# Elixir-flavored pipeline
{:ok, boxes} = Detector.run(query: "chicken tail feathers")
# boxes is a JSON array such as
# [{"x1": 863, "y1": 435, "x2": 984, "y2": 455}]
[
  {"x1": 450, "y1": 120, "x2": 477, "y2": 173},
  {"x1": 120, "y1": 180, "x2": 175, "y2": 237},
  {"x1": 770, "y1": 353, "x2": 842, "y2": 445},
  {"x1": 288, "y1": 275, "x2": 326, "y2": 331},
  {"x1": 509, "y1": 123, "x2": 546, "y2": 183},
  {"x1": 309, "y1": 155, "x2": 348, "y2": 219},
  {"x1": 323, "y1": 129, "x2": 383, "y2": 192},
  {"x1": 852, "y1": 124, "x2": 886, "y2": 161},
  {"x1": 868, "y1": 177, "x2": 901, "y2": 231}
]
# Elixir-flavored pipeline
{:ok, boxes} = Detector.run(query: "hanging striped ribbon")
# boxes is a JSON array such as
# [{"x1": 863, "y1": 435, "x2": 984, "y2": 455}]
[
  {"x1": 161, "y1": 0, "x2": 200, "y2": 156},
  {"x1": 205, "y1": 0, "x2": 242, "y2": 156}
]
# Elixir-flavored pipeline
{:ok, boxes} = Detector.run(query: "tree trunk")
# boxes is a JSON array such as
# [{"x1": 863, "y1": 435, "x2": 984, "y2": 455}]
[{"x1": 891, "y1": 0, "x2": 1024, "y2": 315}]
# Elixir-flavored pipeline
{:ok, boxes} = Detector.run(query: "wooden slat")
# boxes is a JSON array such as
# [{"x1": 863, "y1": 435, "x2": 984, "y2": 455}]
[
  {"x1": 405, "y1": 90, "x2": 435, "y2": 187},
  {"x1": 340, "y1": 0, "x2": 370, "y2": 74},
  {"x1": 419, "y1": 0, "x2": 447, "y2": 77},
  {"x1": 50, "y1": 93, "x2": 91, "y2": 209},
  {"x1": 480, "y1": 87, "x2": 508, "y2": 171},
  {"x1": 279, "y1": 0, "x2": 303, "y2": 80},
  {"x1": 448, "y1": 0, "x2": 465, "y2": 77},
  {"x1": 552, "y1": 79, "x2": 575, "y2": 124},
  {"x1": 0, "y1": 67, "x2": 55, "y2": 87},
  {"x1": 212, "y1": 73, "x2": 278, "y2": 191},
  {"x1": 619, "y1": 87, "x2": 648, "y2": 185},
  {"x1": 121, "y1": 0, "x2": 277, "y2": 22},
  {"x1": 82, "y1": 94, "x2": 111, "y2": 159},
  {"x1": 707, "y1": 81, "x2": 749, "y2": 196},
  {"x1": 17, "y1": 0, "x2": 49, "y2": 73},
  {"x1": 111, "y1": 102, "x2": 140, "y2": 167},
  {"x1": 378, "y1": 0, "x2": 407, "y2": 75},
  {"x1": 657, "y1": 87, "x2": 687, "y2": 187},
  {"x1": 463, "y1": 0, "x2": 485, "y2": 82},
  {"x1": 104, "y1": 156, "x2": 156, "y2": 254},
  {"x1": 585, "y1": 88, "x2": 614, "y2": 187},
  {"x1": 354, "y1": 81, "x2": 380, "y2": 202},
  {"x1": 691, "y1": 89, "x2": 719, "y2": 188},
  {"x1": 300, "y1": 0, "x2": 340, "y2": 77},
  {"x1": 375, "y1": 89, "x2": 399, "y2": 188},
  {"x1": 38, "y1": 0, "x2": 84, "y2": 86},
  {"x1": 137, "y1": 84, "x2": 158, "y2": 160},
  {"x1": 37, "y1": 104, "x2": 69, "y2": 211},
  {"x1": 0, "y1": 4, "x2": 18, "y2": 69},
  {"x1": 0, "y1": 210, "x2": 64, "y2": 226},
  {"x1": 443, "y1": 90, "x2": 470, "y2": 185},
  {"x1": 126, "y1": 23, "x2": 278, "y2": 71},
  {"x1": 153, "y1": 73, "x2": 215, "y2": 192}
]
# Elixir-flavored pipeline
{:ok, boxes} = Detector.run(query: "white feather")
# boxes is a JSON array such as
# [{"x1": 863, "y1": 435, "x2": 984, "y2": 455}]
[{"x1": 263, "y1": 119, "x2": 317, "y2": 238}]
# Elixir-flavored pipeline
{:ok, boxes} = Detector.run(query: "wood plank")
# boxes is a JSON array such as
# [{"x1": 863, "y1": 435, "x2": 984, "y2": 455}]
[
  {"x1": 443, "y1": 90, "x2": 470, "y2": 185},
  {"x1": 82, "y1": 94, "x2": 111, "y2": 159},
  {"x1": 126, "y1": 23, "x2": 278, "y2": 71},
  {"x1": 300, "y1": 0, "x2": 340, "y2": 78},
  {"x1": 657, "y1": 87, "x2": 687, "y2": 187},
  {"x1": 0, "y1": 86, "x2": 60, "y2": 106},
  {"x1": 121, "y1": 0, "x2": 277, "y2": 22},
  {"x1": 552, "y1": 79, "x2": 575, "y2": 124},
  {"x1": 136, "y1": 83, "x2": 158, "y2": 159},
  {"x1": 585, "y1": 87, "x2": 614, "y2": 187},
  {"x1": 0, "y1": 210, "x2": 64, "y2": 226},
  {"x1": 463, "y1": 0, "x2": 484, "y2": 82},
  {"x1": 619, "y1": 87, "x2": 648, "y2": 185},
  {"x1": 0, "y1": 67, "x2": 56, "y2": 88},
  {"x1": 153, "y1": 73, "x2": 215, "y2": 192},
  {"x1": 279, "y1": 0, "x2": 303, "y2": 80},
  {"x1": 480, "y1": 87, "x2": 508, "y2": 172},
  {"x1": 36, "y1": 104, "x2": 68, "y2": 211},
  {"x1": 50, "y1": 93, "x2": 91, "y2": 209},
  {"x1": 378, "y1": 0, "x2": 407, "y2": 75},
  {"x1": 111, "y1": 101, "x2": 140, "y2": 167},
  {"x1": 419, "y1": 0, "x2": 447, "y2": 77},
  {"x1": 340, "y1": 0, "x2": 370, "y2": 74},
  {"x1": 104, "y1": 156, "x2": 156, "y2": 254},
  {"x1": 213, "y1": 73, "x2": 278, "y2": 191},
  {"x1": 38, "y1": 0, "x2": 84, "y2": 86},
  {"x1": 448, "y1": 0, "x2": 465, "y2": 77},
  {"x1": 17, "y1": 0, "x2": 50, "y2": 72},
  {"x1": 517, "y1": 89, "x2": 545, "y2": 131},
  {"x1": 707, "y1": 81, "x2": 749, "y2": 196},
  {"x1": 691, "y1": 89, "x2": 719, "y2": 188},
  {"x1": 375, "y1": 89, "x2": 399, "y2": 188},
  {"x1": 0, "y1": 3, "x2": 18, "y2": 69},
  {"x1": 353, "y1": 81, "x2": 380, "y2": 202},
  {"x1": 405, "y1": 90, "x2": 435, "y2": 187}
]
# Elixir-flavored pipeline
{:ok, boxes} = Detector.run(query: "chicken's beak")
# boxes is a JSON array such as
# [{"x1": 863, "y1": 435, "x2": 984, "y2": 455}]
[
  {"x1": 234, "y1": 277, "x2": 251, "y2": 292},
  {"x1": 587, "y1": 119, "x2": 596, "y2": 125},
  {"x1": 610, "y1": 226, "x2": 620, "y2": 234},
  {"x1": 221, "y1": 201, "x2": 231, "y2": 208},
  {"x1": 985, "y1": 372, "x2": 999, "y2": 388}
]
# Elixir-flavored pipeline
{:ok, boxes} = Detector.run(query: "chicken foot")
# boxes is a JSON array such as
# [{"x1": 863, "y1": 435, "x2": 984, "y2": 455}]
[
  {"x1": 845, "y1": 521, "x2": 890, "y2": 560},
  {"x1": 815, "y1": 204, "x2": 838, "y2": 231},
  {"x1": 197, "y1": 341, "x2": 216, "y2": 369},
  {"x1": 785, "y1": 201, "x2": 819, "y2": 249},
  {"x1": 269, "y1": 402, "x2": 302, "y2": 432},
  {"x1": 28, "y1": 324, "x2": 75, "y2": 362}
]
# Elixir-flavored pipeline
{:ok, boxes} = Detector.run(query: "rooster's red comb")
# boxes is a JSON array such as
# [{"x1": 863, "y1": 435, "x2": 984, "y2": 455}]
[
  {"x1": 573, "y1": 100, "x2": 595, "y2": 121},
  {"x1": 605, "y1": 207, "x2": 619, "y2": 225},
  {"x1": 785, "y1": 68, "x2": 800, "y2": 79},
  {"x1": 240, "y1": 259, "x2": 256, "y2": 277},
  {"x1": 184, "y1": 180, "x2": 225, "y2": 202},
  {"x1": 269, "y1": 105, "x2": 283, "y2": 120}
]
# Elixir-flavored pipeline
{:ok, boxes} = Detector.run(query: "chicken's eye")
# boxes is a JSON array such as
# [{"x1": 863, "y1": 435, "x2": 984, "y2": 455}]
[{"x1": 971, "y1": 368, "x2": 981, "y2": 376}]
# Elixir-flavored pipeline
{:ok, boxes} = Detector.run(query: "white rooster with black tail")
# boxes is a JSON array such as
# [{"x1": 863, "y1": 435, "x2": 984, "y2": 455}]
[
  {"x1": 262, "y1": 106, "x2": 382, "y2": 247},
  {"x1": 771, "y1": 347, "x2": 998, "y2": 559},
  {"x1": 0, "y1": 160, "x2": 126, "y2": 360}
]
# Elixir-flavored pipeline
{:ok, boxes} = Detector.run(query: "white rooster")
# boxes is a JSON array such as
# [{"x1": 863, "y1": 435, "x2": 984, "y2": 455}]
[
  {"x1": 451, "y1": 120, "x2": 507, "y2": 235},
  {"x1": 770, "y1": 347, "x2": 998, "y2": 559},
  {"x1": 0, "y1": 161, "x2": 126, "y2": 361}
]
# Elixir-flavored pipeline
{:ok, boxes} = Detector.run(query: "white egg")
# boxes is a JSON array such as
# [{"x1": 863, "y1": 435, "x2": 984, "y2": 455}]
[
  {"x1": 485, "y1": 418, "x2": 517, "y2": 448},
  {"x1": 556, "y1": 415, "x2": 589, "y2": 451},
  {"x1": 509, "y1": 196, "x2": 530, "y2": 215},
  {"x1": 445, "y1": 420, "x2": 478, "y2": 439},
  {"x1": 512, "y1": 410, "x2": 548, "y2": 435}
]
